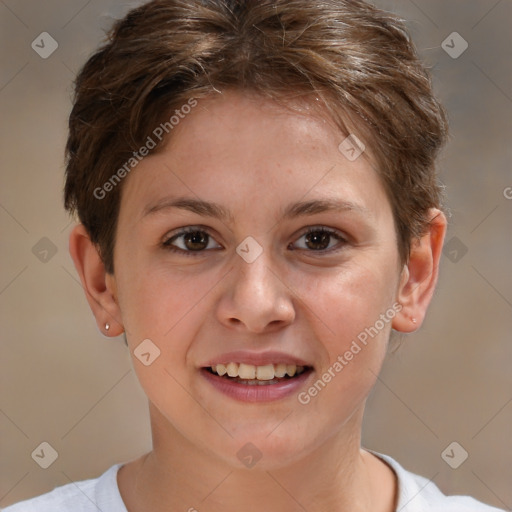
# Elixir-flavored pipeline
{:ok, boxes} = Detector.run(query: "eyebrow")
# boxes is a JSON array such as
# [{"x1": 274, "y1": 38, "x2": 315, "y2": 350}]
[
  {"x1": 281, "y1": 198, "x2": 370, "y2": 219},
  {"x1": 142, "y1": 196, "x2": 370, "y2": 222},
  {"x1": 143, "y1": 197, "x2": 234, "y2": 223}
]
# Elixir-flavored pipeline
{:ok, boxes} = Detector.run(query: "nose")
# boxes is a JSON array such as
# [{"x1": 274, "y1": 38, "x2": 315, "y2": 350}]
[{"x1": 216, "y1": 252, "x2": 296, "y2": 333}]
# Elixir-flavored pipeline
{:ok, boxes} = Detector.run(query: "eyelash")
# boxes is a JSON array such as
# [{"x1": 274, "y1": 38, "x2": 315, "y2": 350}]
[
  {"x1": 162, "y1": 226, "x2": 348, "y2": 257},
  {"x1": 162, "y1": 226, "x2": 220, "y2": 257},
  {"x1": 291, "y1": 226, "x2": 347, "y2": 253}
]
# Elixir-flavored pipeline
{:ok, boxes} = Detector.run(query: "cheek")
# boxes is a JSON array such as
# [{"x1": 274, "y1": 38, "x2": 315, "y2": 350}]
[
  {"x1": 117, "y1": 258, "x2": 217, "y2": 340},
  {"x1": 292, "y1": 261, "x2": 397, "y2": 409},
  {"x1": 297, "y1": 257, "x2": 397, "y2": 343},
  {"x1": 115, "y1": 265, "x2": 220, "y2": 422}
]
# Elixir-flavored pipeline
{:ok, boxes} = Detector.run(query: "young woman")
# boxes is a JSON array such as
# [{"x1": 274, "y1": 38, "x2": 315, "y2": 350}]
[{"x1": 4, "y1": 0, "x2": 506, "y2": 510}]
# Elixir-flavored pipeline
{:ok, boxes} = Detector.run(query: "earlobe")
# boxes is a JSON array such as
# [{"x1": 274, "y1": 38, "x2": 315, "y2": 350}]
[
  {"x1": 68, "y1": 224, "x2": 124, "y2": 337},
  {"x1": 392, "y1": 209, "x2": 447, "y2": 333}
]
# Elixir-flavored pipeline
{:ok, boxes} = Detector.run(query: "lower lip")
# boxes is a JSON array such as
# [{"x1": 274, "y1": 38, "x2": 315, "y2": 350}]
[{"x1": 200, "y1": 368, "x2": 313, "y2": 402}]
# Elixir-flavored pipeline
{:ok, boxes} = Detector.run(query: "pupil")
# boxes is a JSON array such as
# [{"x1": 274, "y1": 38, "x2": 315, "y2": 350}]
[
  {"x1": 306, "y1": 231, "x2": 330, "y2": 250},
  {"x1": 185, "y1": 231, "x2": 208, "y2": 250}
]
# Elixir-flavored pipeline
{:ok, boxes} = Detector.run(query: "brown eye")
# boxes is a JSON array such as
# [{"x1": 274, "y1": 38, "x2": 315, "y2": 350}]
[
  {"x1": 183, "y1": 231, "x2": 209, "y2": 250},
  {"x1": 163, "y1": 227, "x2": 221, "y2": 254},
  {"x1": 291, "y1": 227, "x2": 346, "y2": 252},
  {"x1": 304, "y1": 230, "x2": 331, "y2": 250}
]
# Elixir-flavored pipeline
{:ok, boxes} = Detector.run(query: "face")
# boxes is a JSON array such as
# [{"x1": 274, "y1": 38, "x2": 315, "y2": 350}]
[{"x1": 109, "y1": 91, "x2": 404, "y2": 469}]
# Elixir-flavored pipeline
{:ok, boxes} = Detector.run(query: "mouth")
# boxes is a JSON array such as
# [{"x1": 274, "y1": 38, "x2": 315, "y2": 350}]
[
  {"x1": 200, "y1": 361, "x2": 314, "y2": 402},
  {"x1": 206, "y1": 362, "x2": 311, "y2": 385}
]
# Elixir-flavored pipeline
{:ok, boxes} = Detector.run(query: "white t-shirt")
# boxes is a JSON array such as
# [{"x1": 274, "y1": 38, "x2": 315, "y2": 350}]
[{"x1": 2, "y1": 452, "x2": 506, "y2": 511}]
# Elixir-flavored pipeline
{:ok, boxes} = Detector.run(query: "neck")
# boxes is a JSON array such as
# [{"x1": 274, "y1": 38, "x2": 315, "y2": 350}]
[{"x1": 118, "y1": 404, "x2": 395, "y2": 512}]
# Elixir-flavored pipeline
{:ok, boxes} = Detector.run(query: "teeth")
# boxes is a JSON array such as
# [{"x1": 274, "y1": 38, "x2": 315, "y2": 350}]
[
  {"x1": 238, "y1": 363, "x2": 256, "y2": 379},
  {"x1": 226, "y1": 362, "x2": 238, "y2": 377},
  {"x1": 274, "y1": 363, "x2": 287, "y2": 378},
  {"x1": 256, "y1": 364, "x2": 274, "y2": 381},
  {"x1": 210, "y1": 363, "x2": 306, "y2": 380},
  {"x1": 215, "y1": 363, "x2": 227, "y2": 376}
]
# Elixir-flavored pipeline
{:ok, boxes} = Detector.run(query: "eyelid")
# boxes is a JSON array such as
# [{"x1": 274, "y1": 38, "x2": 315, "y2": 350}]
[
  {"x1": 289, "y1": 225, "x2": 349, "y2": 252},
  {"x1": 301, "y1": 225, "x2": 346, "y2": 238},
  {"x1": 162, "y1": 225, "x2": 223, "y2": 254},
  {"x1": 161, "y1": 224, "x2": 349, "y2": 255},
  {"x1": 163, "y1": 225, "x2": 219, "y2": 241}
]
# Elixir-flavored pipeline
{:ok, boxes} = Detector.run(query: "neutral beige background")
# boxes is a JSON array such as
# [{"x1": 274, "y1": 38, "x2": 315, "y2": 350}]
[{"x1": 1, "y1": 0, "x2": 511, "y2": 509}]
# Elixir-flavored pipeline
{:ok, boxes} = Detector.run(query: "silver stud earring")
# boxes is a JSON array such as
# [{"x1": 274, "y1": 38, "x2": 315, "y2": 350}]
[
  {"x1": 412, "y1": 318, "x2": 417, "y2": 324},
  {"x1": 105, "y1": 323, "x2": 110, "y2": 331}
]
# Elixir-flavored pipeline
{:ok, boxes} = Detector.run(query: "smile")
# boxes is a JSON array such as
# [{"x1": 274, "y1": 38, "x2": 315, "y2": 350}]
[
  {"x1": 202, "y1": 362, "x2": 313, "y2": 401},
  {"x1": 209, "y1": 362, "x2": 307, "y2": 383}
]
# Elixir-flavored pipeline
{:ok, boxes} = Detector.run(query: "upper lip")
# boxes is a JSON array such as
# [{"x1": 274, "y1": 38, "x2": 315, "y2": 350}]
[{"x1": 201, "y1": 350, "x2": 312, "y2": 368}]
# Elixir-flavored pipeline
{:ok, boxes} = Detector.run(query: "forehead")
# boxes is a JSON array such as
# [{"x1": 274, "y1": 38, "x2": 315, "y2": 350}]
[
  {"x1": 165, "y1": 91, "x2": 364, "y2": 168},
  {"x1": 119, "y1": 90, "x2": 391, "y2": 223}
]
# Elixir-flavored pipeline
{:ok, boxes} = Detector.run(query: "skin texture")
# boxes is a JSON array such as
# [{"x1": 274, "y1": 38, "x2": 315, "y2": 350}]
[{"x1": 69, "y1": 91, "x2": 446, "y2": 512}]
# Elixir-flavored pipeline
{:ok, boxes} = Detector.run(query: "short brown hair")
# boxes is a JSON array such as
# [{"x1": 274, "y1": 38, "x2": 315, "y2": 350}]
[{"x1": 64, "y1": 0, "x2": 448, "y2": 273}]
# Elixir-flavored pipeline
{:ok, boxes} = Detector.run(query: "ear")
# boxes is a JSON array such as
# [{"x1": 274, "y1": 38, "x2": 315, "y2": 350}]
[
  {"x1": 68, "y1": 224, "x2": 124, "y2": 337},
  {"x1": 392, "y1": 209, "x2": 447, "y2": 333}
]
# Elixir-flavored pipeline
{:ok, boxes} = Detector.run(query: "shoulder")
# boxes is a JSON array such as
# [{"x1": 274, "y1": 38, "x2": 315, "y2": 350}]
[
  {"x1": 371, "y1": 451, "x2": 506, "y2": 512},
  {"x1": 2, "y1": 464, "x2": 126, "y2": 512}
]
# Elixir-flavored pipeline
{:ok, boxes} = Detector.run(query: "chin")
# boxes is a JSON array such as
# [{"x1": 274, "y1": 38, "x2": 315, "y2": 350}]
[{"x1": 215, "y1": 430, "x2": 316, "y2": 471}]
